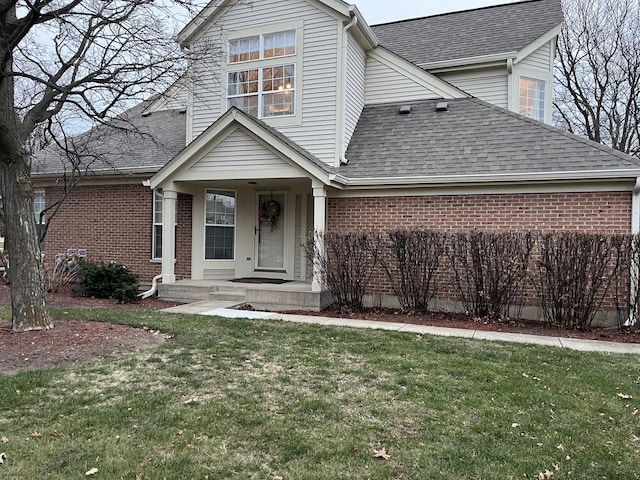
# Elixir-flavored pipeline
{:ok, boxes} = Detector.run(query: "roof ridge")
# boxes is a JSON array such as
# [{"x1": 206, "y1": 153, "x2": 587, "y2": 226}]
[
  {"x1": 370, "y1": 0, "x2": 540, "y2": 27},
  {"x1": 467, "y1": 97, "x2": 640, "y2": 168}
]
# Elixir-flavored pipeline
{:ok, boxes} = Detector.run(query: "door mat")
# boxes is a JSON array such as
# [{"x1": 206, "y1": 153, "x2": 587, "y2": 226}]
[{"x1": 231, "y1": 277, "x2": 291, "y2": 284}]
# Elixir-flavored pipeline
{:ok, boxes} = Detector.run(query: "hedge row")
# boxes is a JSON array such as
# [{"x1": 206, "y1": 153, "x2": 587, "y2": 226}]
[{"x1": 308, "y1": 230, "x2": 640, "y2": 331}]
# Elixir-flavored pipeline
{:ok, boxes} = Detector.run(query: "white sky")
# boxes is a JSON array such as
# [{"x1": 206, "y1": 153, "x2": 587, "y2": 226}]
[{"x1": 355, "y1": 0, "x2": 521, "y2": 24}]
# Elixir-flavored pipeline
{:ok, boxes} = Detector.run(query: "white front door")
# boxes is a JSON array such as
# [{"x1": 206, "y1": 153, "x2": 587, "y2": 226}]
[{"x1": 256, "y1": 192, "x2": 286, "y2": 271}]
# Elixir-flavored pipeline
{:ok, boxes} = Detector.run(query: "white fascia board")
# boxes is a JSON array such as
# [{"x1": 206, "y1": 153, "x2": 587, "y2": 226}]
[
  {"x1": 514, "y1": 24, "x2": 562, "y2": 64},
  {"x1": 420, "y1": 52, "x2": 517, "y2": 71},
  {"x1": 371, "y1": 48, "x2": 469, "y2": 99},
  {"x1": 332, "y1": 169, "x2": 640, "y2": 188}
]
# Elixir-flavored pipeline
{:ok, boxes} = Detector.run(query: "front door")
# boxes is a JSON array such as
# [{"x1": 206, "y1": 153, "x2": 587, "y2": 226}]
[{"x1": 256, "y1": 192, "x2": 286, "y2": 271}]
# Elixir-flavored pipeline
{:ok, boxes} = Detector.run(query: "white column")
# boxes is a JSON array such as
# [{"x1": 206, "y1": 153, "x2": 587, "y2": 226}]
[
  {"x1": 312, "y1": 185, "x2": 327, "y2": 292},
  {"x1": 162, "y1": 189, "x2": 178, "y2": 284}
]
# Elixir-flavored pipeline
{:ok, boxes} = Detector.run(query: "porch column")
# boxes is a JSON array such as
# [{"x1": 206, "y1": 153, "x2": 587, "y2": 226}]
[
  {"x1": 312, "y1": 185, "x2": 327, "y2": 292},
  {"x1": 162, "y1": 189, "x2": 178, "y2": 284}
]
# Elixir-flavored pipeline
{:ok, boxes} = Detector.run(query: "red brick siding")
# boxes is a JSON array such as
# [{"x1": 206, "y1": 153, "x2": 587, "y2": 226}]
[
  {"x1": 43, "y1": 184, "x2": 192, "y2": 282},
  {"x1": 328, "y1": 192, "x2": 632, "y2": 299},
  {"x1": 328, "y1": 192, "x2": 632, "y2": 233}
]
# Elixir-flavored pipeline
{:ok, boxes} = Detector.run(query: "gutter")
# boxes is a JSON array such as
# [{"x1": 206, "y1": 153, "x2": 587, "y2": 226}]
[
  {"x1": 338, "y1": 10, "x2": 358, "y2": 166},
  {"x1": 329, "y1": 169, "x2": 640, "y2": 187}
]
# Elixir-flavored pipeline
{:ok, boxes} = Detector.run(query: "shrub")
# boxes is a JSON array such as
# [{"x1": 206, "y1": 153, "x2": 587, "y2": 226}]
[
  {"x1": 307, "y1": 231, "x2": 381, "y2": 311},
  {"x1": 449, "y1": 231, "x2": 534, "y2": 319},
  {"x1": 76, "y1": 261, "x2": 140, "y2": 303},
  {"x1": 536, "y1": 232, "x2": 617, "y2": 329},
  {"x1": 381, "y1": 229, "x2": 447, "y2": 312}
]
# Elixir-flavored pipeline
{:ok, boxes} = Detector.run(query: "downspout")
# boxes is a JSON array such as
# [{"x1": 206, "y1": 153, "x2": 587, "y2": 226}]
[
  {"x1": 626, "y1": 177, "x2": 640, "y2": 327},
  {"x1": 139, "y1": 273, "x2": 163, "y2": 299},
  {"x1": 338, "y1": 10, "x2": 358, "y2": 165}
]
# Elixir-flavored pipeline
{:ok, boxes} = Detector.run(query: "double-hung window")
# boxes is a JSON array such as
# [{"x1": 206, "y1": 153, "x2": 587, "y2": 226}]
[
  {"x1": 152, "y1": 190, "x2": 177, "y2": 260},
  {"x1": 227, "y1": 30, "x2": 296, "y2": 119},
  {"x1": 205, "y1": 190, "x2": 235, "y2": 260},
  {"x1": 519, "y1": 77, "x2": 546, "y2": 122}
]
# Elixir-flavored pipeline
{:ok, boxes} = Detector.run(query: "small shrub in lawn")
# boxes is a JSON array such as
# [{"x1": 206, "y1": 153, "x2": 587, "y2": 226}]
[{"x1": 76, "y1": 261, "x2": 140, "y2": 303}]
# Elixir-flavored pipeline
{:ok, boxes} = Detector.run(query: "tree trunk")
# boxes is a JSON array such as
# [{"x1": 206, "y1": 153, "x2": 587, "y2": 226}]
[{"x1": 0, "y1": 152, "x2": 52, "y2": 332}]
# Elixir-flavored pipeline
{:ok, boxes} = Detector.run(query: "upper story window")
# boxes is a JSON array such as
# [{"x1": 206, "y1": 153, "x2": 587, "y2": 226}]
[
  {"x1": 228, "y1": 30, "x2": 296, "y2": 63},
  {"x1": 227, "y1": 30, "x2": 297, "y2": 119},
  {"x1": 519, "y1": 77, "x2": 546, "y2": 122}
]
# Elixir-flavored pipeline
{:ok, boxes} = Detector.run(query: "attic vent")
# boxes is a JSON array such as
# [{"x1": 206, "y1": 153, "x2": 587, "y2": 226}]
[
  {"x1": 398, "y1": 105, "x2": 412, "y2": 115},
  {"x1": 435, "y1": 101, "x2": 448, "y2": 112}
]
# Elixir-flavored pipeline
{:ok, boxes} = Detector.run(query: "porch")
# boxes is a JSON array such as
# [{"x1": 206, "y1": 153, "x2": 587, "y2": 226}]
[{"x1": 158, "y1": 278, "x2": 333, "y2": 311}]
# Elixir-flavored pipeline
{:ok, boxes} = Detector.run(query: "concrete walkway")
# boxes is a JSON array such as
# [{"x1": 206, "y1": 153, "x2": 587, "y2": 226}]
[{"x1": 161, "y1": 301, "x2": 640, "y2": 355}]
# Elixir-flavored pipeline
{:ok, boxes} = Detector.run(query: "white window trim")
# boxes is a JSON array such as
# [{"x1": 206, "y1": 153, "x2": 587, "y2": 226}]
[
  {"x1": 222, "y1": 21, "x2": 303, "y2": 127},
  {"x1": 152, "y1": 190, "x2": 177, "y2": 261},
  {"x1": 204, "y1": 189, "x2": 237, "y2": 262}
]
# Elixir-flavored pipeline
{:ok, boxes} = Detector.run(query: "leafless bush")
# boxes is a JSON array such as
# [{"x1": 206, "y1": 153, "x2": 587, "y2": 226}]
[
  {"x1": 613, "y1": 234, "x2": 640, "y2": 332},
  {"x1": 449, "y1": 231, "x2": 534, "y2": 319},
  {"x1": 381, "y1": 229, "x2": 447, "y2": 312},
  {"x1": 307, "y1": 231, "x2": 381, "y2": 311},
  {"x1": 536, "y1": 232, "x2": 619, "y2": 329}
]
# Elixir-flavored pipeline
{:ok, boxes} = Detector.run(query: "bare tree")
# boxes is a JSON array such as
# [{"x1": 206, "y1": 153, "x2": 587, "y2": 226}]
[
  {"x1": 554, "y1": 0, "x2": 640, "y2": 158},
  {"x1": 0, "y1": 0, "x2": 205, "y2": 332}
]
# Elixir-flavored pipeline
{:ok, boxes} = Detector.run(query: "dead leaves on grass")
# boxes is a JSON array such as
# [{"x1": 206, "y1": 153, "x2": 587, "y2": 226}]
[
  {"x1": 0, "y1": 452, "x2": 6, "y2": 465},
  {"x1": 373, "y1": 447, "x2": 391, "y2": 460}
]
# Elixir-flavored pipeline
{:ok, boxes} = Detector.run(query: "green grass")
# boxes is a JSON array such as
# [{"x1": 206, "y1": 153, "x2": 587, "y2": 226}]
[{"x1": 1, "y1": 307, "x2": 639, "y2": 479}]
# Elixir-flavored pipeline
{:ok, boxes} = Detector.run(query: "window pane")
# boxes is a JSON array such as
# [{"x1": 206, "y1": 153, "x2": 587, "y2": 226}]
[
  {"x1": 519, "y1": 77, "x2": 545, "y2": 122},
  {"x1": 34, "y1": 191, "x2": 45, "y2": 223},
  {"x1": 262, "y1": 65, "x2": 295, "y2": 93},
  {"x1": 154, "y1": 191, "x2": 163, "y2": 224},
  {"x1": 229, "y1": 36, "x2": 259, "y2": 63},
  {"x1": 228, "y1": 70, "x2": 258, "y2": 95},
  {"x1": 205, "y1": 226, "x2": 235, "y2": 260},
  {"x1": 263, "y1": 30, "x2": 296, "y2": 58},
  {"x1": 154, "y1": 225, "x2": 163, "y2": 259},
  {"x1": 263, "y1": 92, "x2": 295, "y2": 117},
  {"x1": 228, "y1": 96, "x2": 258, "y2": 117},
  {"x1": 205, "y1": 190, "x2": 236, "y2": 225}
]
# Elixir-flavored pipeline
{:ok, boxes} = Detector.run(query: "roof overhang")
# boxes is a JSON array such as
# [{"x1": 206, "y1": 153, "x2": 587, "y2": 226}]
[{"x1": 148, "y1": 107, "x2": 336, "y2": 190}]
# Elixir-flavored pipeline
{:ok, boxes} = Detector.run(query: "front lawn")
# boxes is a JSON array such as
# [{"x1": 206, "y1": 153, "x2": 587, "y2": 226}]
[{"x1": 0, "y1": 309, "x2": 639, "y2": 479}]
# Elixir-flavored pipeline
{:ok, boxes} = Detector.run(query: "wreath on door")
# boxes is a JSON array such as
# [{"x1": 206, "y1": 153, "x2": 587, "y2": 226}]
[{"x1": 259, "y1": 199, "x2": 281, "y2": 231}]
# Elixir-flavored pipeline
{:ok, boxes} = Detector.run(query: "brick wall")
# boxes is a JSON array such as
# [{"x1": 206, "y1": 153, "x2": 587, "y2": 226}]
[
  {"x1": 328, "y1": 191, "x2": 633, "y2": 301},
  {"x1": 43, "y1": 184, "x2": 192, "y2": 282},
  {"x1": 328, "y1": 192, "x2": 632, "y2": 233}
]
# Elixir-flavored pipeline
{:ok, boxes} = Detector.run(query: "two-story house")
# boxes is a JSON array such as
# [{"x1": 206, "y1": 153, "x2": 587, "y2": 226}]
[{"x1": 33, "y1": 0, "x2": 640, "y2": 309}]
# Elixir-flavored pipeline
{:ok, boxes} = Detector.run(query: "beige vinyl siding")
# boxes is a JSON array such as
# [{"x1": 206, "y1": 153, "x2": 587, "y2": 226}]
[
  {"x1": 365, "y1": 57, "x2": 444, "y2": 104},
  {"x1": 188, "y1": 128, "x2": 305, "y2": 179},
  {"x1": 518, "y1": 42, "x2": 552, "y2": 71},
  {"x1": 203, "y1": 268, "x2": 235, "y2": 280},
  {"x1": 437, "y1": 67, "x2": 508, "y2": 108},
  {"x1": 344, "y1": 35, "x2": 366, "y2": 148},
  {"x1": 190, "y1": 0, "x2": 340, "y2": 165}
]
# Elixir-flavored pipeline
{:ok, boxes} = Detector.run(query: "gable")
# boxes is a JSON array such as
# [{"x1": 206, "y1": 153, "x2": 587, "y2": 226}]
[
  {"x1": 184, "y1": 127, "x2": 310, "y2": 181},
  {"x1": 365, "y1": 48, "x2": 467, "y2": 105}
]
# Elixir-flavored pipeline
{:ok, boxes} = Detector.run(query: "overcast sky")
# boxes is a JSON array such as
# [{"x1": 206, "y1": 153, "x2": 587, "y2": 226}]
[{"x1": 355, "y1": 0, "x2": 521, "y2": 24}]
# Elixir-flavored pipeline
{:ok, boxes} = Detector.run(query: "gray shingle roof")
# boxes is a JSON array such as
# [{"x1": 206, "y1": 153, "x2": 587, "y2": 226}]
[
  {"x1": 32, "y1": 100, "x2": 186, "y2": 176},
  {"x1": 339, "y1": 98, "x2": 640, "y2": 180},
  {"x1": 370, "y1": 0, "x2": 563, "y2": 67}
]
